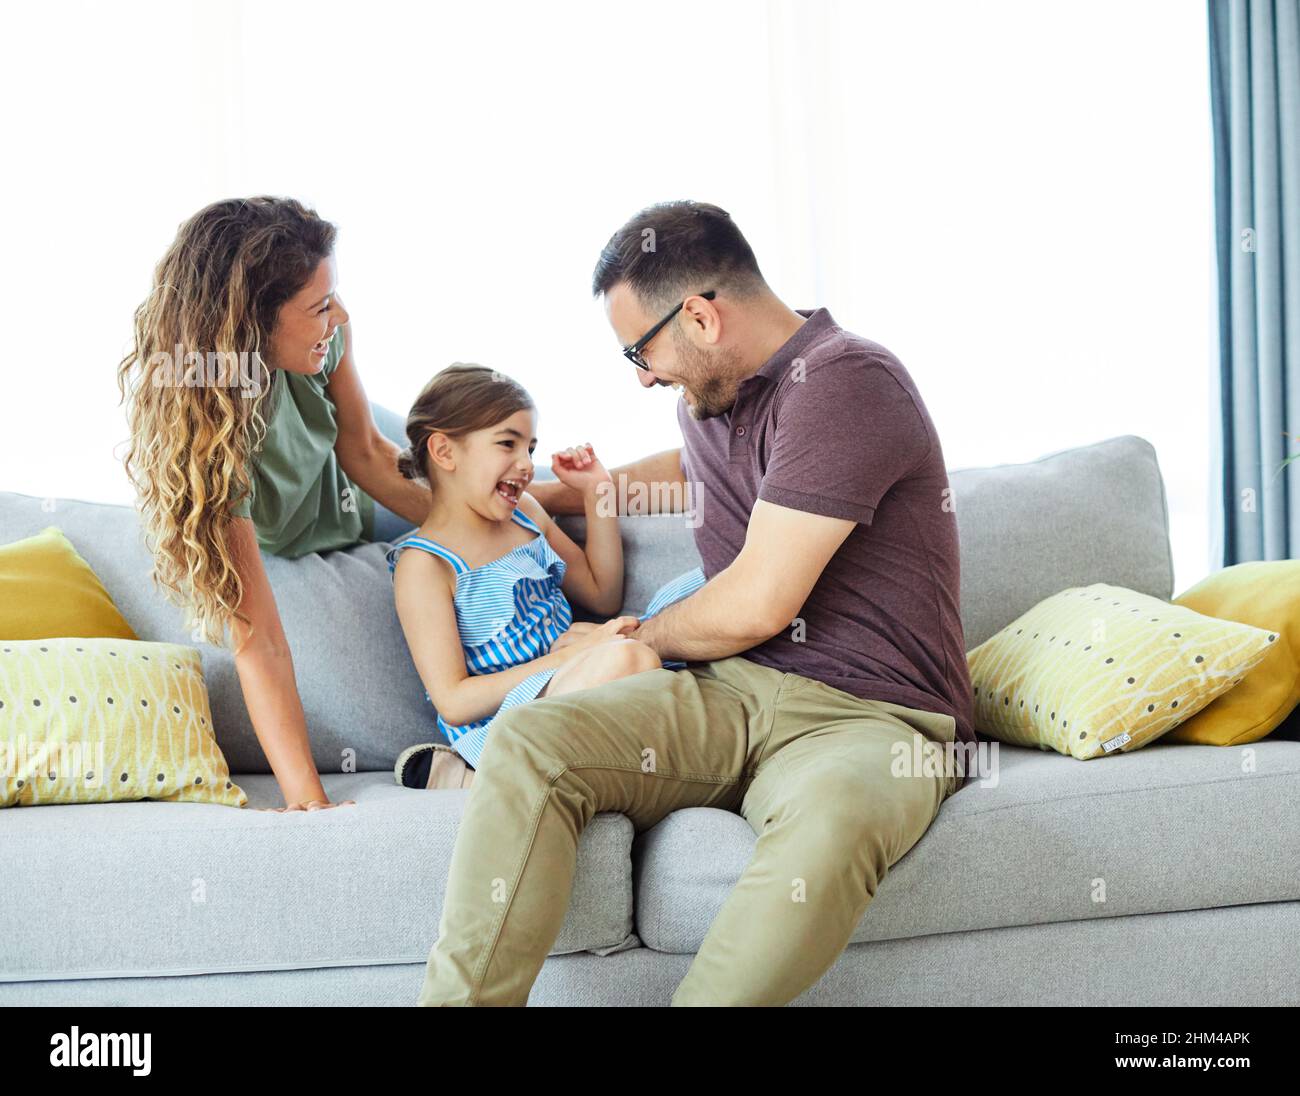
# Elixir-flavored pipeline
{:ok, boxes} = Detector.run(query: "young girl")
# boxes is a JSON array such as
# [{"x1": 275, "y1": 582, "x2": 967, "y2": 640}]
[{"x1": 387, "y1": 364, "x2": 705, "y2": 790}]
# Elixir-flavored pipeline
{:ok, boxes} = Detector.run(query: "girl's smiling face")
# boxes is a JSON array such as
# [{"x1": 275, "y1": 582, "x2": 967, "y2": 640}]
[
  {"x1": 431, "y1": 407, "x2": 538, "y2": 519},
  {"x1": 269, "y1": 254, "x2": 350, "y2": 374}
]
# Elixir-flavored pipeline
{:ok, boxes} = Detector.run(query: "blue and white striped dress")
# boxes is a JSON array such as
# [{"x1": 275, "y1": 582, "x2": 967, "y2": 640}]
[{"x1": 386, "y1": 505, "x2": 706, "y2": 769}]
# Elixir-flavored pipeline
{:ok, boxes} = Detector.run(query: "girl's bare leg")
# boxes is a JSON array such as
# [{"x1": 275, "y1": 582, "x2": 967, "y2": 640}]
[
  {"x1": 428, "y1": 749, "x2": 476, "y2": 789},
  {"x1": 453, "y1": 640, "x2": 661, "y2": 790},
  {"x1": 538, "y1": 638, "x2": 661, "y2": 700}
]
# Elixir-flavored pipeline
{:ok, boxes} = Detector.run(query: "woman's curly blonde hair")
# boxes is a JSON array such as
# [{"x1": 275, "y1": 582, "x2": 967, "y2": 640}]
[{"x1": 116, "y1": 196, "x2": 336, "y2": 650}]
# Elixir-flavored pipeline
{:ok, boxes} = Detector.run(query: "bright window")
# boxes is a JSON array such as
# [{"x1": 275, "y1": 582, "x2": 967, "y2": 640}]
[{"x1": 0, "y1": 0, "x2": 1210, "y2": 590}]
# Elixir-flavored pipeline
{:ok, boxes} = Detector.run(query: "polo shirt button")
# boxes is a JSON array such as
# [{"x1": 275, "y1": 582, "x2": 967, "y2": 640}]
[{"x1": 735, "y1": 425, "x2": 746, "y2": 437}]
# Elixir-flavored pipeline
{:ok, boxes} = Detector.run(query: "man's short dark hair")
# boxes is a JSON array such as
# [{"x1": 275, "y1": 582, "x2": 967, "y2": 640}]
[{"x1": 591, "y1": 200, "x2": 766, "y2": 310}]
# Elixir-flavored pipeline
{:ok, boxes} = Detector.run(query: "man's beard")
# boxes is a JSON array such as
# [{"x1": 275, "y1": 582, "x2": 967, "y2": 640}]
[{"x1": 672, "y1": 332, "x2": 744, "y2": 421}]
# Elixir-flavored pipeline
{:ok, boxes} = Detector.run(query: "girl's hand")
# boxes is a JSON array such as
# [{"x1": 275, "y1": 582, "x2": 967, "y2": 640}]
[
  {"x1": 551, "y1": 443, "x2": 612, "y2": 499},
  {"x1": 550, "y1": 621, "x2": 600, "y2": 651},
  {"x1": 560, "y1": 616, "x2": 641, "y2": 655}
]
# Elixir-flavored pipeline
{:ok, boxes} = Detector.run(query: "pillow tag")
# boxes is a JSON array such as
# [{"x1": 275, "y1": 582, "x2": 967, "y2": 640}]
[{"x1": 1101, "y1": 731, "x2": 1132, "y2": 754}]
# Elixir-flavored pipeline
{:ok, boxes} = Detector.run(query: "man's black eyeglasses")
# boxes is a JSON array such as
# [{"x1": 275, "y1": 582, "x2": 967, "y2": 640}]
[{"x1": 622, "y1": 290, "x2": 717, "y2": 371}]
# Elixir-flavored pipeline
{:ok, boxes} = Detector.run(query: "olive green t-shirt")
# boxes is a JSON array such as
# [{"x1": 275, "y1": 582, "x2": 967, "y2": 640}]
[{"x1": 230, "y1": 325, "x2": 376, "y2": 558}]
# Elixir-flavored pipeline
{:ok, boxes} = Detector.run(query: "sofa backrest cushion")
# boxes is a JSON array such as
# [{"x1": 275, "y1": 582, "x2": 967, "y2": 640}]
[
  {"x1": 559, "y1": 434, "x2": 1174, "y2": 652},
  {"x1": 0, "y1": 433, "x2": 1172, "y2": 773},
  {"x1": 948, "y1": 434, "x2": 1174, "y2": 648}
]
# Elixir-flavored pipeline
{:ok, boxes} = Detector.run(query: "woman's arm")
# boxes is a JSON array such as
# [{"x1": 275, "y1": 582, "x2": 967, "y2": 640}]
[
  {"x1": 227, "y1": 517, "x2": 352, "y2": 811},
  {"x1": 326, "y1": 313, "x2": 432, "y2": 525},
  {"x1": 393, "y1": 548, "x2": 586, "y2": 726}
]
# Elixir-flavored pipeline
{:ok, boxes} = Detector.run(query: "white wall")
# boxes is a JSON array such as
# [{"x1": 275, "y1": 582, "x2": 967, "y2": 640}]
[{"x1": 0, "y1": 0, "x2": 1211, "y2": 591}]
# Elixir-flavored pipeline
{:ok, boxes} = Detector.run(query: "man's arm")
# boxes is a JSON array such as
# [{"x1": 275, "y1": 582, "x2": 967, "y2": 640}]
[
  {"x1": 530, "y1": 447, "x2": 686, "y2": 516},
  {"x1": 628, "y1": 499, "x2": 856, "y2": 661}
]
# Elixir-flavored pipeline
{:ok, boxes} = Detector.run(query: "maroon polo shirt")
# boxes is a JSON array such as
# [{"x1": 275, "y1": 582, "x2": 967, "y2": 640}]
[{"x1": 677, "y1": 307, "x2": 976, "y2": 753}]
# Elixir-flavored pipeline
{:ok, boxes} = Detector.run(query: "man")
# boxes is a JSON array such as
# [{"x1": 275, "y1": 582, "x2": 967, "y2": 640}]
[{"x1": 417, "y1": 200, "x2": 975, "y2": 1006}]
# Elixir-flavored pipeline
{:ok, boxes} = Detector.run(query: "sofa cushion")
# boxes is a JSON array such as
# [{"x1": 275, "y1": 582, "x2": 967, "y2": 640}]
[
  {"x1": 0, "y1": 493, "x2": 710, "y2": 774},
  {"x1": 0, "y1": 433, "x2": 1172, "y2": 773},
  {"x1": 631, "y1": 738, "x2": 1300, "y2": 952},
  {"x1": 0, "y1": 771, "x2": 637, "y2": 982},
  {"x1": 559, "y1": 435, "x2": 1174, "y2": 649},
  {"x1": 555, "y1": 513, "x2": 703, "y2": 622},
  {"x1": 948, "y1": 434, "x2": 1174, "y2": 648},
  {"x1": 0, "y1": 493, "x2": 435, "y2": 774}
]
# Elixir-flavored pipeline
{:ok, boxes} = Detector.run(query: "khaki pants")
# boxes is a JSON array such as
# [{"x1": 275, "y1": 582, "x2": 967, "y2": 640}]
[{"x1": 417, "y1": 654, "x2": 961, "y2": 1006}]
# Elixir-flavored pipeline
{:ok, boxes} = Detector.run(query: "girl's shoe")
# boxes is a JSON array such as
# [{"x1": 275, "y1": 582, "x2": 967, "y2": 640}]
[{"x1": 395, "y1": 742, "x2": 474, "y2": 789}]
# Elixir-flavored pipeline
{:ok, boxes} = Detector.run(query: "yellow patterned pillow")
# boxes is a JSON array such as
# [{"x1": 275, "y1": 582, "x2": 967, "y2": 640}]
[
  {"x1": 0, "y1": 637, "x2": 245, "y2": 808},
  {"x1": 967, "y1": 583, "x2": 1277, "y2": 759}
]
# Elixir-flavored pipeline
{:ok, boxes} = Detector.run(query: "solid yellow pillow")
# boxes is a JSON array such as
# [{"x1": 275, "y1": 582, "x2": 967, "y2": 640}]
[
  {"x1": 0, "y1": 527, "x2": 137, "y2": 640},
  {"x1": 967, "y1": 583, "x2": 1277, "y2": 759},
  {"x1": 0, "y1": 637, "x2": 245, "y2": 808},
  {"x1": 1162, "y1": 561, "x2": 1300, "y2": 746}
]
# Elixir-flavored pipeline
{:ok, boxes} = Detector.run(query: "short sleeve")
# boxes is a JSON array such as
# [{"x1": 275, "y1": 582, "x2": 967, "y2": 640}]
[
  {"x1": 757, "y1": 356, "x2": 930, "y2": 525},
  {"x1": 230, "y1": 483, "x2": 253, "y2": 519}
]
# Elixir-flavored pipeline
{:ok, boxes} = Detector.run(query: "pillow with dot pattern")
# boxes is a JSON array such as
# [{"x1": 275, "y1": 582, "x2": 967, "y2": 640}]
[
  {"x1": 0, "y1": 637, "x2": 245, "y2": 808},
  {"x1": 966, "y1": 583, "x2": 1278, "y2": 760}
]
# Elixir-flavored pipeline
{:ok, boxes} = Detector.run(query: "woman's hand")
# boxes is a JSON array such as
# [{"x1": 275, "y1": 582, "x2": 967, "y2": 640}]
[
  {"x1": 551, "y1": 443, "x2": 612, "y2": 500},
  {"x1": 255, "y1": 797, "x2": 356, "y2": 813}
]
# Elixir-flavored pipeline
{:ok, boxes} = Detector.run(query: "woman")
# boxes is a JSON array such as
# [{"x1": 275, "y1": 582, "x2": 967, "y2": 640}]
[{"x1": 117, "y1": 196, "x2": 431, "y2": 812}]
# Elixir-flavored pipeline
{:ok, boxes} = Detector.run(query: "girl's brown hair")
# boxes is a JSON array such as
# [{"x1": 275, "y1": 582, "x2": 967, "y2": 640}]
[
  {"x1": 398, "y1": 364, "x2": 535, "y2": 485},
  {"x1": 116, "y1": 196, "x2": 336, "y2": 649}
]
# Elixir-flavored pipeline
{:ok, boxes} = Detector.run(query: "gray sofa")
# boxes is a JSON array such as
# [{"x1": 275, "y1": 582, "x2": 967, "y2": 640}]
[{"x1": 2, "y1": 433, "x2": 1298, "y2": 1006}]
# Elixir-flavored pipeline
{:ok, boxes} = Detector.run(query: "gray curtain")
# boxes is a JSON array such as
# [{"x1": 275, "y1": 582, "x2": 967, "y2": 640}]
[{"x1": 1209, "y1": 0, "x2": 1300, "y2": 564}]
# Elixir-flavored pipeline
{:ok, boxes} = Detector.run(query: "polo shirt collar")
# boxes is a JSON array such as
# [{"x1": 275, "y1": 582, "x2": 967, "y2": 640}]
[{"x1": 752, "y1": 307, "x2": 837, "y2": 384}]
